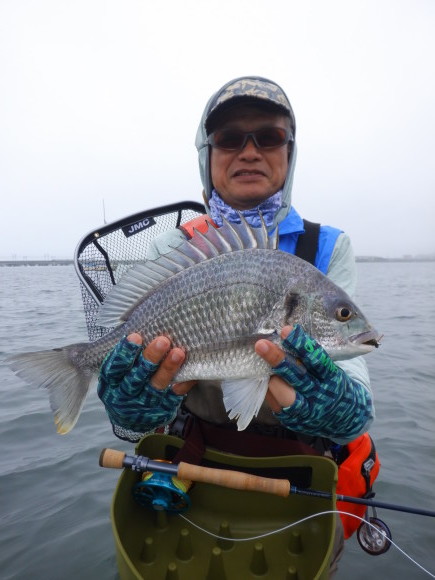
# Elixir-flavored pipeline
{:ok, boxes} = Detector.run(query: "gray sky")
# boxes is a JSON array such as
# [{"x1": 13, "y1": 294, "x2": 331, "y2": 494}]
[{"x1": 1, "y1": 0, "x2": 434, "y2": 259}]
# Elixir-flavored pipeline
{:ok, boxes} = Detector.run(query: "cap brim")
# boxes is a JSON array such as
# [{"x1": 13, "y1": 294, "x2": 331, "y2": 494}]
[{"x1": 206, "y1": 96, "x2": 291, "y2": 134}]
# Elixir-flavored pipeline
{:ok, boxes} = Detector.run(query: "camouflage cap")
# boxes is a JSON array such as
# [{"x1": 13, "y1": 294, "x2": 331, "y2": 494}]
[{"x1": 205, "y1": 76, "x2": 293, "y2": 134}]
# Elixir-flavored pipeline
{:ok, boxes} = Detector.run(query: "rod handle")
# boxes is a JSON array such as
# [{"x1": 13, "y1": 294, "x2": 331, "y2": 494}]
[
  {"x1": 177, "y1": 462, "x2": 290, "y2": 497},
  {"x1": 99, "y1": 448, "x2": 126, "y2": 469}
]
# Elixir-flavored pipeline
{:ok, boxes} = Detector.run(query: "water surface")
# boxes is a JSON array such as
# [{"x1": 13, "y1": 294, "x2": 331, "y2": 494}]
[{"x1": 0, "y1": 263, "x2": 434, "y2": 579}]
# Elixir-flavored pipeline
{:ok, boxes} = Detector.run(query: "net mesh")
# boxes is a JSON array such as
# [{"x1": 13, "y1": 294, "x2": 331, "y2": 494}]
[{"x1": 75, "y1": 202, "x2": 205, "y2": 341}]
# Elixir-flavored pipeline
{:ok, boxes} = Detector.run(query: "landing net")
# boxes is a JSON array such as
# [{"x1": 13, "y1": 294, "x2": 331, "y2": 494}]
[{"x1": 74, "y1": 201, "x2": 205, "y2": 341}]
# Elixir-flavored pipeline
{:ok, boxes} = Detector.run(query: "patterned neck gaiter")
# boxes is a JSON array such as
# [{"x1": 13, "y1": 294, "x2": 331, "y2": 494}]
[{"x1": 208, "y1": 189, "x2": 283, "y2": 228}]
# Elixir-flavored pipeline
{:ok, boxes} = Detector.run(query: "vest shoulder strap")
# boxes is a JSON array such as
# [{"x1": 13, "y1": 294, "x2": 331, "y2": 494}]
[{"x1": 294, "y1": 219, "x2": 321, "y2": 266}]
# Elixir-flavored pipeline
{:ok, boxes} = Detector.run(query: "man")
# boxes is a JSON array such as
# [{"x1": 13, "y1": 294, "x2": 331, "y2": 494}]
[
  {"x1": 98, "y1": 77, "x2": 376, "y2": 572},
  {"x1": 98, "y1": 76, "x2": 373, "y2": 444}
]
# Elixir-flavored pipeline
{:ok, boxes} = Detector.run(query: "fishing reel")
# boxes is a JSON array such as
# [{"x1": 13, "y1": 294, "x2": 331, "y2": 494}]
[
  {"x1": 133, "y1": 463, "x2": 192, "y2": 513},
  {"x1": 357, "y1": 507, "x2": 392, "y2": 555}
]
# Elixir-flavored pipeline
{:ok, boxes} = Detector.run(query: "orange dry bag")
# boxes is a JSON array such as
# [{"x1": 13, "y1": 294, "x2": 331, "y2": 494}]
[{"x1": 336, "y1": 433, "x2": 380, "y2": 538}]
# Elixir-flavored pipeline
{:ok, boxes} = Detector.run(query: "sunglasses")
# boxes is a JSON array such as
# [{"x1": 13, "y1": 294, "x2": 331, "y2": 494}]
[{"x1": 207, "y1": 126, "x2": 294, "y2": 151}]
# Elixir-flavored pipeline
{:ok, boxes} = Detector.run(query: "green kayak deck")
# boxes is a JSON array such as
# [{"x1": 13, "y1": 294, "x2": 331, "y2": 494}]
[{"x1": 110, "y1": 433, "x2": 337, "y2": 579}]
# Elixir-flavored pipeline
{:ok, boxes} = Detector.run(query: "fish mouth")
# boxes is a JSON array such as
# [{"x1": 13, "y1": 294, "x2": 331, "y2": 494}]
[{"x1": 349, "y1": 330, "x2": 383, "y2": 350}]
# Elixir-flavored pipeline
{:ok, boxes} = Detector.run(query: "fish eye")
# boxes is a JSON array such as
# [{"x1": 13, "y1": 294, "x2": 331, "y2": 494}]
[{"x1": 336, "y1": 307, "x2": 353, "y2": 322}]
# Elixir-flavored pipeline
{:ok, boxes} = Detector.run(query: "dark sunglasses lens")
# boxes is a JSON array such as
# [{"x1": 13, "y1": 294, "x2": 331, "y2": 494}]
[
  {"x1": 255, "y1": 127, "x2": 288, "y2": 148},
  {"x1": 212, "y1": 130, "x2": 245, "y2": 150},
  {"x1": 210, "y1": 127, "x2": 291, "y2": 150}
]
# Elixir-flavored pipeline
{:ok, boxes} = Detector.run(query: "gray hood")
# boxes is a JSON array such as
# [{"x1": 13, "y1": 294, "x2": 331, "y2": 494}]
[{"x1": 195, "y1": 76, "x2": 297, "y2": 229}]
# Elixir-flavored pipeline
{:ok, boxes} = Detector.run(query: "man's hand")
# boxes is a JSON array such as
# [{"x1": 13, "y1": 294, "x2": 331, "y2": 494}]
[
  {"x1": 255, "y1": 326, "x2": 297, "y2": 411},
  {"x1": 255, "y1": 325, "x2": 373, "y2": 440},
  {"x1": 98, "y1": 333, "x2": 195, "y2": 434}
]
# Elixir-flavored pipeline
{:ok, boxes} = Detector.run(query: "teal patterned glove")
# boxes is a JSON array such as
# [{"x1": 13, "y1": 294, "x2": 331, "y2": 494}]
[
  {"x1": 272, "y1": 325, "x2": 373, "y2": 441},
  {"x1": 97, "y1": 337, "x2": 184, "y2": 437}
]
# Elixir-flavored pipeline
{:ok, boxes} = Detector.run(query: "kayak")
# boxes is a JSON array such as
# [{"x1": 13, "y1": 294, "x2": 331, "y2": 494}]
[{"x1": 109, "y1": 433, "x2": 338, "y2": 579}]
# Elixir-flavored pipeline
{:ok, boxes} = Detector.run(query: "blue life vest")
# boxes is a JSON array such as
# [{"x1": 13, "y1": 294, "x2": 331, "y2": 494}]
[{"x1": 278, "y1": 207, "x2": 342, "y2": 274}]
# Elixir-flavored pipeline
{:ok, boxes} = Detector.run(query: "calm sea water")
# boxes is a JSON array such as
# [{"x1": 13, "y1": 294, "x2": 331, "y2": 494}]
[{"x1": 0, "y1": 263, "x2": 434, "y2": 580}]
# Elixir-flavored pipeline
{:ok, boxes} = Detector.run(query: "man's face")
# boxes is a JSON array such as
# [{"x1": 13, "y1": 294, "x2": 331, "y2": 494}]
[{"x1": 209, "y1": 106, "x2": 290, "y2": 210}]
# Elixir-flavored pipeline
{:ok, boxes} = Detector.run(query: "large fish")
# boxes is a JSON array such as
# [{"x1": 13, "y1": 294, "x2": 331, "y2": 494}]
[{"x1": 8, "y1": 217, "x2": 381, "y2": 433}]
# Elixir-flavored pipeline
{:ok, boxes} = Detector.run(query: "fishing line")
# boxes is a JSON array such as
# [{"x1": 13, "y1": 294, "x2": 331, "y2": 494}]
[{"x1": 179, "y1": 510, "x2": 435, "y2": 578}]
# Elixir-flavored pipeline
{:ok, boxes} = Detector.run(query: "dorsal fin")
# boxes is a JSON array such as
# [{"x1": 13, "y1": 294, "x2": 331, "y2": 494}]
[{"x1": 97, "y1": 214, "x2": 277, "y2": 327}]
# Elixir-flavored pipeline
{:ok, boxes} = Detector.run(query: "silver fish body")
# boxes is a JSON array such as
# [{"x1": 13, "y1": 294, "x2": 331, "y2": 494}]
[{"x1": 8, "y1": 217, "x2": 380, "y2": 433}]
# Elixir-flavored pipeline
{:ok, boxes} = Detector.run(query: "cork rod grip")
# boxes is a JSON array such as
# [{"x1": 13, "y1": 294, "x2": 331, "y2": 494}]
[
  {"x1": 99, "y1": 448, "x2": 126, "y2": 469},
  {"x1": 177, "y1": 462, "x2": 290, "y2": 498}
]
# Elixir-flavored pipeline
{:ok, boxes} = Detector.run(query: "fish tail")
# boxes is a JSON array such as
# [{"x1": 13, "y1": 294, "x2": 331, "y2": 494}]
[{"x1": 7, "y1": 343, "x2": 95, "y2": 434}]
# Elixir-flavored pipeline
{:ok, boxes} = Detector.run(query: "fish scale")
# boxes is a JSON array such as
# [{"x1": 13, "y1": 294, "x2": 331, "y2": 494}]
[{"x1": 122, "y1": 250, "x2": 286, "y2": 354}]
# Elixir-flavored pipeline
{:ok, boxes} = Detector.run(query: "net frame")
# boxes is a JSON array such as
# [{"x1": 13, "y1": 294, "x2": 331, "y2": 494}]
[{"x1": 74, "y1": 201, "x2": 205, "y2": 341}]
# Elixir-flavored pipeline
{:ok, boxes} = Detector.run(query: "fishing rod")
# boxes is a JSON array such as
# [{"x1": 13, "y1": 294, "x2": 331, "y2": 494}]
[{"x1": 99, "y1": 448, "x2": 435, "y2": 518}]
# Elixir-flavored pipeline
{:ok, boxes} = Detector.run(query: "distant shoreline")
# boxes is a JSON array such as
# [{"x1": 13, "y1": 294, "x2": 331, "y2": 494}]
[
  {"x1": 355, "y1": 256, "x2": 435, "y2": 263},
  {"x1": 0, "y1": 260, "x2": 75, "y2": 267},
  {"x1": 0, "y1": 256, "x2": 434, "y2": 267}
]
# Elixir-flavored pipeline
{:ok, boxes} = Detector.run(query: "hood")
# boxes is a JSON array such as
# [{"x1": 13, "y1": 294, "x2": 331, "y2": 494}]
[{"x1": 195, "y1": 76, "x2": 297, "y2": 229}]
